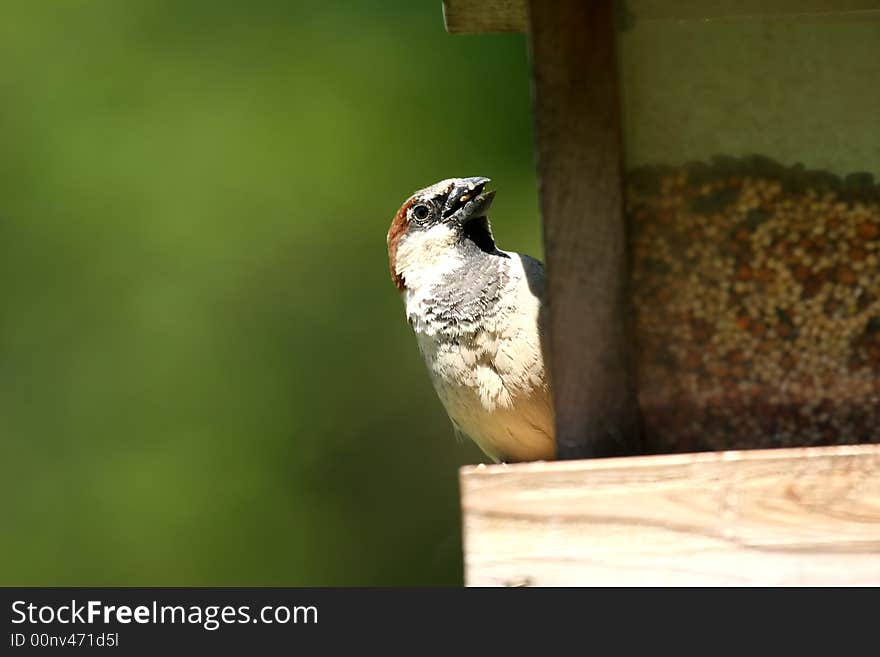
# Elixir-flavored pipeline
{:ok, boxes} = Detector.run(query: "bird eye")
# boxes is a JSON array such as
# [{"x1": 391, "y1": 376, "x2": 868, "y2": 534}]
[{"x1": 412, "y1": 204, "x2": 430, "y2": 221}]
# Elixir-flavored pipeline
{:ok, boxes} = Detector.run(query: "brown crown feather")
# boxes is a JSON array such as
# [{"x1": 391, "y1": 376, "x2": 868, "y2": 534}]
[{"x1": 386, "y1": 197, "x2": 414, "y2": 292}]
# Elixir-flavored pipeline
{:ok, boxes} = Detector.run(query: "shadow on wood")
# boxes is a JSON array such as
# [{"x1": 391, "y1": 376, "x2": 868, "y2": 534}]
[{"x1": 527, "y1": 0, "x2": 641, "y2": 459}]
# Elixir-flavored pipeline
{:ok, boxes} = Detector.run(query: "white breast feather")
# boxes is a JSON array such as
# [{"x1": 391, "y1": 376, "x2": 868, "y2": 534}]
[{"x1": 399, "y1": 241, "x2": 554, "y2": 462}]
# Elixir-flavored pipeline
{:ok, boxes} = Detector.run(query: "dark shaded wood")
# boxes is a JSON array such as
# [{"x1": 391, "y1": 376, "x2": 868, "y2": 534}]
[
  {"x1": 527, "y1": 0, "x2": 640, "y2": 459},
  {"x1": 444, "y1": 0, "x2": 880, "y2": 34}
]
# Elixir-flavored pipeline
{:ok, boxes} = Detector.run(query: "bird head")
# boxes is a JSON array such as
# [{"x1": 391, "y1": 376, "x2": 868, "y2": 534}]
[{"x1": 387, "y1": 177, "x2": 497, "y2": 291}]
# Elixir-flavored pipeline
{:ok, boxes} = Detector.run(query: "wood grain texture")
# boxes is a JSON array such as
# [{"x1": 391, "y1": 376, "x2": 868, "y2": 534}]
[
  {"x1": 443, "y1": 0, "x2": 880, "y2": 33},
  {"x1": 461, "y1": 444, "x2": 880, "y2": 586},
  {"x1": 442, "y1": 0, "x2": 527, "y2": 33},
  {"x1": 528, "y1": 0, "x2": 640, "y2": 459}
]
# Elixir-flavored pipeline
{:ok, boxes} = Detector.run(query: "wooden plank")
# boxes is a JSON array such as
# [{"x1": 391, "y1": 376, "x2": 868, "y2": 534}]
[
  {"x1": 631, "y1": 0, "x2": 880, "y2": 21},
  {"x1": 528, "y1": 0, "x2": 640, "y2": 459},
  {"x1": 442, "y1": 0, "x2": 527, "y2": 33},
  {"x1": 443, "y1": 0, "x2": 880, "y2": 33},
  {"x1": 460, "y1": 444, "x2": 880, "y2": 586}
]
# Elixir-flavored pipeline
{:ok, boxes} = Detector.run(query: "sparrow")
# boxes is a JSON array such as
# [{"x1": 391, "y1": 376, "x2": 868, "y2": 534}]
[{"x1": 387, "y1": 177, "x2": 555, "y2": 462}]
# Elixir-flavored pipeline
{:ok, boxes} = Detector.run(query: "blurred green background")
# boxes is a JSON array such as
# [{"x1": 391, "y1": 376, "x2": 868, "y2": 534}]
[{"x1": 0, "y1": 1, "x2": 540, "y2": 585}]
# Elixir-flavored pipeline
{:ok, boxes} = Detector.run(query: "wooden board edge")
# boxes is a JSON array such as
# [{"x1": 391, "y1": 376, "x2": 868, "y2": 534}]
[
  {"x1": 460, "y1": 443, "x2": 880, "y2": 479},
  {"x1": 442, "y1": 0, "x2": 880, "y2": 35}
]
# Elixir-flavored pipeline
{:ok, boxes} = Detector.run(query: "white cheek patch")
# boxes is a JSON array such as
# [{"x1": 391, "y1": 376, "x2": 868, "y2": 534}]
[{"x1": 395, "y1": 223, "x2": 462, "y2": 289}]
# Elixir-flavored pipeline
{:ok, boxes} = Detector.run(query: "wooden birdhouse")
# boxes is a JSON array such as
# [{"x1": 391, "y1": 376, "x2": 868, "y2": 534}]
[{"x1": 443, "y1": 0, "x2": 880, "y2": 585}]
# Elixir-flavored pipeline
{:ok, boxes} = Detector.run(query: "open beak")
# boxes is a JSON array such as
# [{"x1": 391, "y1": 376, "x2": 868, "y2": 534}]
[{"x1": 442, "y1": 177, "x2": 495, "y2": 224}]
